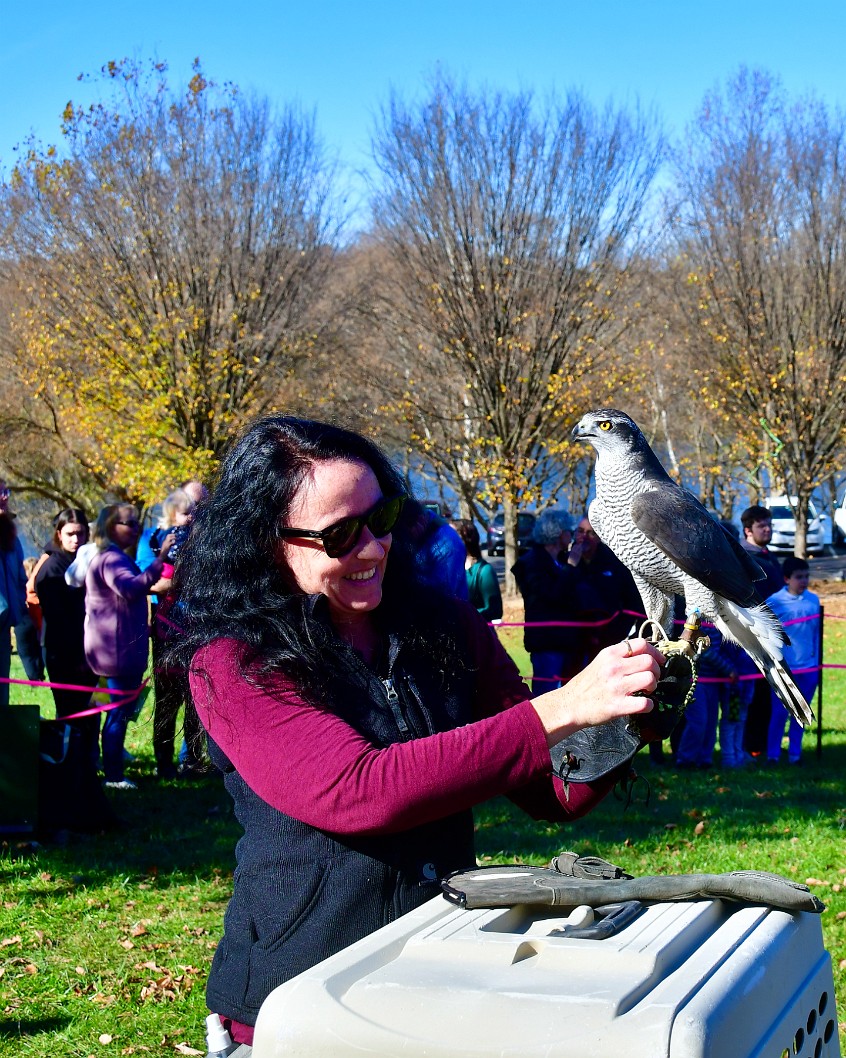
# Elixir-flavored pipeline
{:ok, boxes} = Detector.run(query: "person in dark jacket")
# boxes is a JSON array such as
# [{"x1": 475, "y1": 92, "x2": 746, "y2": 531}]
[
  {"x1": 739, "y1": 504, "x2": 784, "y2": 755},
  {"x1": 168, "y1": 417, "x2": 665, "y2": 1053},
  {"x1": 35, "y1": 509, "x2": 120, "y2": 832},
  {"x1": 34, "y1": 509, "x2": 100, "y2": 757},
  {"x1": 567, "y1": 516, "x2": 644, "y2": 657},
  {"x1": 511, "y1": 510, "x2": 582, "y2": 696},
  {"x1": 400, "y1": 500, "x2": 468, "y2": 601}
]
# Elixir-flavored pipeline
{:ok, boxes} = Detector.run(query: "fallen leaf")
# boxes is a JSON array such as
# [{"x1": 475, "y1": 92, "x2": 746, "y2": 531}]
[
  {"x1": 99, "y1": 1034, "x2": 113, "y2": 1045},
  {"x1": 130, "y1": 923, "x2": 148, "y2": 937},
  {"x1": 24, "y1": 964, "x2": 37, "y2": 974},
  {"x1": 664, "y1": 823, "x2": 677, "y2": 831},
  {"x1": 119, "y1": 939, "x2": 135, "y2": 950},
  {"x1": 753, "y1": 790, "x2": 774, "y2": 799},
  {"x1": 835, "y1": 911, "x2": 846, "y2": 920},
  {"x1": 715, "y1": 787, "x2": 730, "y2": 794},
  {"x1": 693, "y1": 821, "x2": 706, "y2": 835},
  {"x1": 174, "y1": 1045, "x2": 203, "y2": 1056},
  {"x1": 805, "y1": 878, "x2": 829, "y2": 887},
  {"x1": 0, "y1": 937, "x2": 22, "y2": 947}
]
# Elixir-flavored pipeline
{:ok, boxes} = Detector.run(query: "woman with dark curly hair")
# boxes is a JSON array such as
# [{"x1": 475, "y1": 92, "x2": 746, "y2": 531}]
[{"x1": 170, "y1": 416, "x2": 663, "y2": 1055}]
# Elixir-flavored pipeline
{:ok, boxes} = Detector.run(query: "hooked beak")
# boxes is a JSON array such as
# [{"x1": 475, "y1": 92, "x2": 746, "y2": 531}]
[{"x1": 571, "y1": 419, "x2": 589, "y2": 442}]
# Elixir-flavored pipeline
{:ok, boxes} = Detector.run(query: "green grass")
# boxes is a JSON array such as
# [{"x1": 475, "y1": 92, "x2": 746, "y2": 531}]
[{"x1": 2, "y1": 622, "x2": 846, "y2": 1055}]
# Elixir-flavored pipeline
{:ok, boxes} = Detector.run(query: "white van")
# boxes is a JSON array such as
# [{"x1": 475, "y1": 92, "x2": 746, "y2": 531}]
[{"x1": 766, "y1": 495, "x2": 826, "y2": 555}]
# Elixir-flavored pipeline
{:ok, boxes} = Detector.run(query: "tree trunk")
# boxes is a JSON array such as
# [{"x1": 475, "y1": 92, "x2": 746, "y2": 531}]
[
  {"x1": 502, "y1": 493, "x2": 519, "y2": 598},
  {"x1": 794, "y1": 494, "x2": 810, "y2": 559}
]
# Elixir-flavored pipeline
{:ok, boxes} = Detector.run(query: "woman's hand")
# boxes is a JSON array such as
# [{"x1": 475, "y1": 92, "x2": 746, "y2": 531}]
[
  {"x1": 531, "y1": 638, "x2": 664, "y2": 747},
  {"x1": 158, "y1": 532, "x2": 177, "y2": 562}
]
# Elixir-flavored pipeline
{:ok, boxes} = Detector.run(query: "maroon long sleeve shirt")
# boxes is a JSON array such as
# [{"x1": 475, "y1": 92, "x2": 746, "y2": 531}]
[
  {"x1": 192, "y1": 611, "x2": 620, "y2": 838},
  {"x1": 190, "y1": 608, "x2": 623, "y2": 1046}
]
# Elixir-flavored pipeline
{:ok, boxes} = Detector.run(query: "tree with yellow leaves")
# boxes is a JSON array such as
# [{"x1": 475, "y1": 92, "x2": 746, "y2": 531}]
[
  {"x1": 0, "y1": 59, "x2": 339, "y2": 505},
  {"x1": 673, "y1": 69, "x2": 846, "y2": 556}
]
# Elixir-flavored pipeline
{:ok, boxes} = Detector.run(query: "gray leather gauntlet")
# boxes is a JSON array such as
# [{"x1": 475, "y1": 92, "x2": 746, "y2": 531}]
[{"x1": 442, "y1": 862, "x2": 824, "y2": 914}]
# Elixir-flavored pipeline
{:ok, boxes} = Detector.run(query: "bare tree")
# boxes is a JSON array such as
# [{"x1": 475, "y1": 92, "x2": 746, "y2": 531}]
[
  {"x1": 673, "y1": 68, "x2": 846, "y2": 555},
  {"x1": 367, "y1": 77, "x2": 663, "y2": 587},
  {"x1": 0, "y1": 59, "x2": 340, "y2": 503},
  {"x1": 624, "y1": 261, "x2": 757, "y2": 517}
]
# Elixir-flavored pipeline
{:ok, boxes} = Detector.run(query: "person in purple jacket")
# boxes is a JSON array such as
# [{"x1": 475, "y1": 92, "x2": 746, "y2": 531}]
[
  {"x1": 168, "y1": 416, "x2": 666, "y2": 1054},
  {"x1": 84, "y1": 504, "x2": 174, "y2": 790}
]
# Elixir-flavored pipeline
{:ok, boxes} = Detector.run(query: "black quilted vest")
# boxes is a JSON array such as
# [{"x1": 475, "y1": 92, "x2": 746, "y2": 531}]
[{"x1": 205, "y1": 604, "x2": 478, "y2": 1026}]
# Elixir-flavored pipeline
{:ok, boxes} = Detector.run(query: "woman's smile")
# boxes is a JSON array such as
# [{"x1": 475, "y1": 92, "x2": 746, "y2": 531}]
[{"x1": 346, "y1": 568, "x2": 377, "y2": 582}]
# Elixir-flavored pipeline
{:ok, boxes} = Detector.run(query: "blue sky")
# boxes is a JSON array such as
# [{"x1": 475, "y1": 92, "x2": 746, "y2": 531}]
[{"x1": 2, "y1": 0, "x2": 845, "y2": 207}]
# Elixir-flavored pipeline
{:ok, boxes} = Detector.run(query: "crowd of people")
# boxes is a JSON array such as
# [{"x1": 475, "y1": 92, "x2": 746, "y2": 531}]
[
  {"x1": 0, "y1": 477, "x2": 209, "y2": 814},
  {"x1": 507, "y1": 502, "x2": 821, "y2": 770}
]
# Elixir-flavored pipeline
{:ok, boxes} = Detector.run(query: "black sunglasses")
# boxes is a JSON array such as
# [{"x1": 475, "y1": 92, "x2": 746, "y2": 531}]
[{"x1": 279, "y1": 495, "x2": 405, "y2": 558}]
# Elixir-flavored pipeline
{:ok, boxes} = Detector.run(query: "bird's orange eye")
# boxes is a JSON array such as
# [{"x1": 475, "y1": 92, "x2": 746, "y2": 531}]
[{"x1": 599, "y1": 420, "x2": 612, "y2": 431}]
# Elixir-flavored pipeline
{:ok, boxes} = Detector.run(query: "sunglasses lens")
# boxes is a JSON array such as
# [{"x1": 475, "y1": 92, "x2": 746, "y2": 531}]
[
  {"x1": 369, "y1": 496, "x2": 404, "y2": 537},
  {"x1": 322, "y1": 517, "x2": 362, "y2": 558},
  {"x1": 321, "y1": 497, "x2": 405, "y2": 558}
]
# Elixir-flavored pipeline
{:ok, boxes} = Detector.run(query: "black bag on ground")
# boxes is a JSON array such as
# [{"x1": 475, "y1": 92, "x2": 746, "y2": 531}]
[{"x1": 39, "y1": 720, "x2": 118, "y2": 833}]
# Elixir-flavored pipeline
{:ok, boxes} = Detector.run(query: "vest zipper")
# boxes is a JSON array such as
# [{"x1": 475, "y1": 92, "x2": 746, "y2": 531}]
[{"x1": 381, "y1": 677, "x2": 412, "y2": 740}]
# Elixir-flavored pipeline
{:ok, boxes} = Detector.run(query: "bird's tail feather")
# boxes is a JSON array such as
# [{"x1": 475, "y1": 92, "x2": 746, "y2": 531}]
[{"x1": 716, "y1": 601, "x2": 815, "y2": 728}]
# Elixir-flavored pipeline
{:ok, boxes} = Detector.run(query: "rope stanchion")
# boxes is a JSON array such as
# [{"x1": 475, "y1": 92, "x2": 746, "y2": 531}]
[{"x1": 817, "y1": 606, "x2": 825, "y2": 761}]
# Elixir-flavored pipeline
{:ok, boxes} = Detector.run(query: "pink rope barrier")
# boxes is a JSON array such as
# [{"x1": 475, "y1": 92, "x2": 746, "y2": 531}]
[
  {"x1": 4, "y1": 606, "x2": 837, "y2": 705},
  {"x1": 0, "y1": 676, "x2": 148, "y2": 719},
  {"x1": 526, "y1": 666, "x2": 835, "y2": 685},
  {"x1": 498, "y1": 610, "x2": 822, "y2": 629},
  {"x1": 496, "y1": 610, "x2": 831, "y2": 685}
]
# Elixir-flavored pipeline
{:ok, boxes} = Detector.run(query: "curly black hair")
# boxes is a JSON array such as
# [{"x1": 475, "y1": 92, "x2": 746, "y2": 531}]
[{"x1": 166, "y1": 415, "x2": 463, "y2": 706}]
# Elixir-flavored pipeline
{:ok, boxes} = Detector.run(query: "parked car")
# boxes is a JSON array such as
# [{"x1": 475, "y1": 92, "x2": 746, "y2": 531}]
[
  {"x1": 833, "y1": 496, "x2": 846, "y2": 547},
  {"x1": 486, "y1": 512, "x2": 537, "y2": 556},
  {"x1": 766, "y1": 496, "x2": 826, "y2": 555}
]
